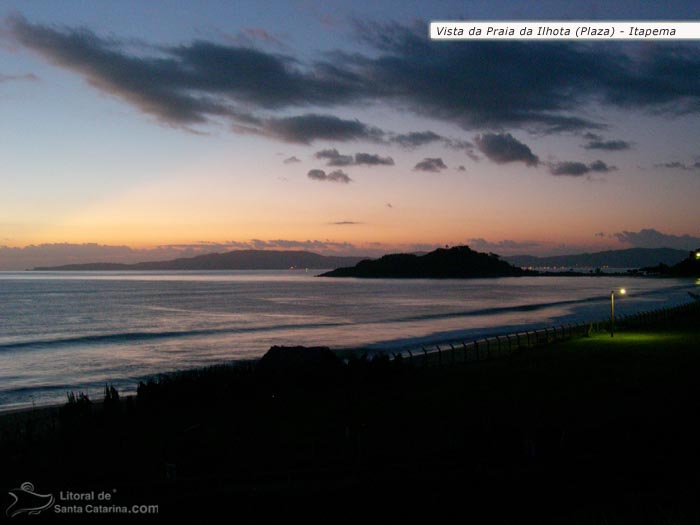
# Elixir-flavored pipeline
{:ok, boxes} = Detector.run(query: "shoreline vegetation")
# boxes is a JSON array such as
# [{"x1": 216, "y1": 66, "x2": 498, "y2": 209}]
[{"x1": 2, "y1": 304, "x2": 700, "y2": 521}]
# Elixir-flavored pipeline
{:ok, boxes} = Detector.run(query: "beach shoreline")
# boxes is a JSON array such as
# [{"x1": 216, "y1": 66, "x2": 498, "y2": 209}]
[{"x1": 2, "y1": 304, "x2": 699, "y2": 521}]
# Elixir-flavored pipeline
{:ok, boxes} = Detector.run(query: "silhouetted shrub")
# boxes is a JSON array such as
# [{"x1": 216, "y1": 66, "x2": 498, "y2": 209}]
[
  {"x1": 256, "y1": 346, "x2": 343, "y2": 388},
  {"x1": 103, "y1": 384, "x2": 120, "y2": 417},
  {"x1": 61, "y1": 391, "x2": 92, "y2": 422}
]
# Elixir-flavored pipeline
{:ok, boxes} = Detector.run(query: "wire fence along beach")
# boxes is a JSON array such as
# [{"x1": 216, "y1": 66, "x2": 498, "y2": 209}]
[{"x1": 371, "y1": 299, "x2": 700, "y2": 367}]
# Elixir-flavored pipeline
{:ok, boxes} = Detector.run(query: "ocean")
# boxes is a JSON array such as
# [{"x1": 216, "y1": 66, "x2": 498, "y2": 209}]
[{"x1": 0, "y1": 270, "x2": 695, "y2": 411}]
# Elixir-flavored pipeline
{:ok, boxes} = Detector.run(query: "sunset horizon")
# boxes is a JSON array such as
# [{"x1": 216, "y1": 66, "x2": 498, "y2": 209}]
[{"x1": 2, "y1": 1, "x2": 699, "y2": 271}]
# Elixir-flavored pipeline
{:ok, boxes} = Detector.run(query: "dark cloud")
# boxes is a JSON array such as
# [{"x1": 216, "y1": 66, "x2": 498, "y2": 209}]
[
  {"x1": 457, "y1": 165, "x2": 466, "y2": 172},
  {"x1": 589, "y1": 160, "x2": 615, "y2": 172},
  {"x1": 307, "y1": 168, "x2": 352, "y2": 183},
  {"x1": 315, "y1": 148, "x2": 354, "y2": 166},
  {"x1": 354, "y1": 152, "x2": 393, "y2": 166},
  {"x1": 314, "y1": 149, "x2": 394, "y2": 167},
  {"x1": 330, "y1": 221, "x2": 362, "y2": 225},
  {"x1": 6, "y1": 16, "x2": 369, "y2": 133},
  {"x1": 614, "y1": 228, "x2": 700, "y2": 250},
  {"x1": 550, "y1": 162, "x2": 590, "y2": 176},
  {"x1": 283, "y1": 156, "x2": 300, "y2": 164},
  {"x1": 468, "y1": 238, "x2": 541, "y2": 253},
  {"x1": 413, "y1": 158, "x2": 447, "y2": 172},
  {"x1": 386, "y1": 203, "x2": 393, "y2": 208},
  {"x1": 8, "y1": 17, "x2": 230, "y2": 125},
  {"x1": 10, "y1": 16, "x2": 700, "y2": 141},
  {"x1": 390, "y1": 131, "x2": 478, "y2": 158},
  {"x1": 582, "y1": 133, "x2": 632, "y2": 151},
  {"x1": 474, "y1": 133, "x2": 539, "y2": 166},
  {"x1": 392, "y1": 130, "x2": 443, "y2": 148},
  {"x1": 348, "y1": 20, "x2": 606, "y2": 132},
  {"x1": 595, "y1": 232, "x2": 606, "y2": 238},
  {"x1": 658, "y1": 161, "x2": 687, "y2": 169},
  {"x1": 247, "y1": 239, "x2": 358, "y2": 252},
  {"x1": 549, "y1": 159, "x2": 616, "y2": 176},
  {"x1": 261, "y1": 114, "x2": 384, "y2": 144},
  {"x1": 655, "y1": 160, "x2": 700, "y2": 170}
]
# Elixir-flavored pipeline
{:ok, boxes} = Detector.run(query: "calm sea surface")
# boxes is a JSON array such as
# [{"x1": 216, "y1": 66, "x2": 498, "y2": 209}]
[{"x1": 0, "y1": 271, "x2": 695, "y2": 411}]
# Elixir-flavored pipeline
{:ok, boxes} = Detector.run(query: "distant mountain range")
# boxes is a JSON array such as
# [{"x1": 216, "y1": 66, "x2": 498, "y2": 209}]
[
  {"x1": 31, "y1": 246, "x2": 692, "y2": 273},
  {"x1": 32, "y1": 250, "x2": 365, "y2": 271},
  {"x1": 504, "y1": 248, "x2": 689, "y2": 269},
  {"x1": 320, "y1": 246, "x2": 532, "y2": 278}
]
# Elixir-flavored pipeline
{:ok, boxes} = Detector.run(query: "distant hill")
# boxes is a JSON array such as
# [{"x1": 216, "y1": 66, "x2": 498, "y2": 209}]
[
  {"x1": 320, "y1": 246, "x2": 533, "y2": 278},
  {"x1": 32, "y1": 250, "x2": 365, "y2": 271},
  {"x1": 639, "y1": 249, "x2": 700, "y2": 277},
  {"x1": 505, "y1": 248, "x2": 688, "y2": 269}
]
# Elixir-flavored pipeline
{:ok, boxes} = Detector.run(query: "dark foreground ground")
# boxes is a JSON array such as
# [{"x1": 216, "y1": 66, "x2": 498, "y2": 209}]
[{"x1": 2, "y1": 309, "x2": 699, "y2": 524}]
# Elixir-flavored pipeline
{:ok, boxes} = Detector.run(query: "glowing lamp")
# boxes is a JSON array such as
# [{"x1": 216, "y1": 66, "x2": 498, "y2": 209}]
[{"x1": 610, "y1": 288, "x2": 627, "y2": 337}]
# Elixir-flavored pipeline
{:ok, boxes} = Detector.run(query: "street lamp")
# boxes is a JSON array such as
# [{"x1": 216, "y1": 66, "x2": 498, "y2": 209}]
[{"x1": 610, "y1": 288, "x2": 626, "y2": 338}]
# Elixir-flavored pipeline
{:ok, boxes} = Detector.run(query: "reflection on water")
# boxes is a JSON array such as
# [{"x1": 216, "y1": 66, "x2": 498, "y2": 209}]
[{"x1": 0, "y1": 270, "x2": 694, "y2": 410}]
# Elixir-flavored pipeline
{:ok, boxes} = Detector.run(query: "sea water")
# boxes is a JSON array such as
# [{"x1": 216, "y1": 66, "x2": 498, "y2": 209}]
[{"x1": 0, "y1": 270, "x2": 694, "y2": 410}]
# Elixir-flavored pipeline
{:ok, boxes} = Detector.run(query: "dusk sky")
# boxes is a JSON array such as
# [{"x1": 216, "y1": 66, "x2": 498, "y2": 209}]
[{"x1": 1, "y1": 1, "x2": 700, "y2": 269}]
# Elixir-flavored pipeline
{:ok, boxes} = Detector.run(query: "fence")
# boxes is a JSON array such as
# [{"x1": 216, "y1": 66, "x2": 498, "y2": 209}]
[{"x1": 379, "y1": 299, "x2": 700, "y2": 368}]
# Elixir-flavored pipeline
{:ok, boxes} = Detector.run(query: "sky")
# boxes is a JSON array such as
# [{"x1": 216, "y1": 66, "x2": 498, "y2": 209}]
[{"x1": 1, "y1": 1, "x2": 700, "y2": 269}]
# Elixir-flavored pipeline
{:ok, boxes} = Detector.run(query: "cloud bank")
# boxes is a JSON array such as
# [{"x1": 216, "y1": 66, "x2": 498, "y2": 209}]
[
  {"x1": 549, "y1": 160, "x2": 616, "y2": 176},
  {"x1": 474, "y1": 133, "x2": 539, "y2": 166},
  {"x1": 307, "y1": 169, "x2": 352, "y2": 183},
  {"x1": 9, "y1": 16, "x2": 700, "y2": 143},
  {"x1": 582, "y1": 133, "x2": 632, "y2": 151},
  {"x1": 315, "y1": 148, "x2": 394, "y2": 167},
  {"x1": 614, "y1": 228, "x2": 700, "y2": 250},
  {"x1": 413, "y1": 158, "x2": 447, "y2": 172}
]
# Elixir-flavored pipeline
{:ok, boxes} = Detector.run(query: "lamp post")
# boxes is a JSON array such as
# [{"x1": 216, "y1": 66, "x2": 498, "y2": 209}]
[{"x1": 610, "y1": 288, "x2": 626, "y2": 337}]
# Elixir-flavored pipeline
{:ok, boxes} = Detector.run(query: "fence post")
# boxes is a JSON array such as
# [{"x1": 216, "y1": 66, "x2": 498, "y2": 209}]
[
  {"x1": 436, "y1": 345, "x2": 442, "y2": 367},
  {"x1": 462, "y1": 342, "x2": 469, "y2": 363},
  {"x1": 450, "y1": 344, "x2": 456, "y2": 365},
  {"x1": 422, "y1": 347, "x2": 428, "y2": 367},
  {"x1": 474, "y1": 340, "x2": 480, "y2": 361}
]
